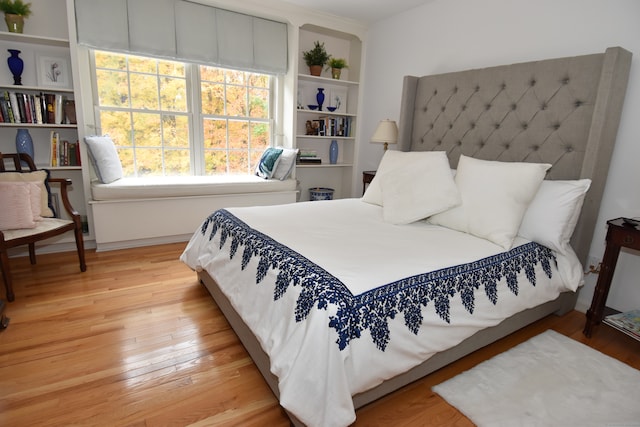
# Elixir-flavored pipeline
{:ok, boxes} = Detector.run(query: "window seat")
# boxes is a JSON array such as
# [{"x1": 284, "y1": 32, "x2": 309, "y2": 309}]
[
  {"x1": 88, "y1": 176, "x2": 297, "y2": 251},
  {"x1": 91, "y1": 175, "x2": 296, "y2": 201}
]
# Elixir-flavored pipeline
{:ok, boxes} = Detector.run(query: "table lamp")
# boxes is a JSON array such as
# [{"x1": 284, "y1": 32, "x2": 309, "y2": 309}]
[{"x1": 371, "y1": 119, "x2": 398, "y2": 151}]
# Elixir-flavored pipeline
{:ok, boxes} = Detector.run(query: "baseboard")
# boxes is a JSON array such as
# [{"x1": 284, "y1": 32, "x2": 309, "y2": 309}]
[
  {"x1": 8, "y1": 239, "x2": 96, "y2": 258},
  {"x1": 95, "y1": 234, "x2": 191, "y2": 252}
]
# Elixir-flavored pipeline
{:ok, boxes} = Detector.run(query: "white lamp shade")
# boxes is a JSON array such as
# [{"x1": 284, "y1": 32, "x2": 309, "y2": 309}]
[{"x1": 371, "y1": 119, "x2": 398, "y2": 145}]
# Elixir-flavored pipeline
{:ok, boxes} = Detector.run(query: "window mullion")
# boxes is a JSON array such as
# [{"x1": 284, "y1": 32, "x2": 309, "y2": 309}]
[{"x1": 188, "y1": 63, "x2": 205, "y2": 175}]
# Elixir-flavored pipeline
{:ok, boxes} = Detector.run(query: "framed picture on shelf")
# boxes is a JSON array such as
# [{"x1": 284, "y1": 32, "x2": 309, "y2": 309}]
[
  {"x1": 36, "y1": 54, "x2": 72, "y2": 89},
  {"x1": 329, "y1": 87, "x2": 348, "y2": 113}
]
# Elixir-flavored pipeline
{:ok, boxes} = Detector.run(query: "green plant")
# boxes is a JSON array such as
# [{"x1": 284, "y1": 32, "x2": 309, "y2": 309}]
[
  {"x1": 327, "y1": 57, "x2": 348, "y2": 70},
  {"x1": 302, "y1": 41, "x2": 330, "y2": 67},
  {"x1": 0, "y1": 0, "x2": 32, "y2": 16}
]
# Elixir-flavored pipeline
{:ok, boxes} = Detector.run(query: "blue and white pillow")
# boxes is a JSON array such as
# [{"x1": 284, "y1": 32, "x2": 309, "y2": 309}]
[{"x1": 255, "y1": 147, "x2": 283, "y2": 179}]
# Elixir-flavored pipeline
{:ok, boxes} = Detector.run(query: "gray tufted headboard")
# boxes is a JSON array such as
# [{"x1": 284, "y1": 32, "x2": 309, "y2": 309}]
[{"x1": 397, "y1": 47, "x2": 631, "y2": 265}]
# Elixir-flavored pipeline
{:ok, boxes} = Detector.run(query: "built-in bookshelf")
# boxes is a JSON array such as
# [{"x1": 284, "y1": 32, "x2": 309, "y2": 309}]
[
  {"x1": 0, "y1": 24, "x2": 87, "y2": 234},
  {"x1": 295, "y1": 25, "x2": 362, "y2": 201}
]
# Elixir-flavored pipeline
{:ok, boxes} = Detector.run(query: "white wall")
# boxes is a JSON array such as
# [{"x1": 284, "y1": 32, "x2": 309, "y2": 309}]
[{"x1": 359, "y1": 0, "x2": 640, "y2": 313}]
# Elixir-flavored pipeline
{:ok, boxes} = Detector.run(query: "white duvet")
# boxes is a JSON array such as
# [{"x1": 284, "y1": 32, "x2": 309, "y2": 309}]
[{"x1": 180, "y1": 198, "x2": 583, "y2": 427}]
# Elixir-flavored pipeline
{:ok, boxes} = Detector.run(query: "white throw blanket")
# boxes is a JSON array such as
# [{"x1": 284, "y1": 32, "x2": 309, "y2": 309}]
[{"x1": 181, "y1": 199, "x2": 584, "y2": 427}]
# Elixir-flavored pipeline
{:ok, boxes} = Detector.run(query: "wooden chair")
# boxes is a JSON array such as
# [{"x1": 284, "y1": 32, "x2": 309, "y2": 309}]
[{"x1": 0, "y1": 153, "x2": 86, "y2": 301}]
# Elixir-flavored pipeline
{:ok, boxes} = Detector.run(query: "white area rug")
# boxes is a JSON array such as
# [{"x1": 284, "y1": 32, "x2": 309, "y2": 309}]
[{"x1": 433, "y1": 330, "x2": 640, "y2": 426}]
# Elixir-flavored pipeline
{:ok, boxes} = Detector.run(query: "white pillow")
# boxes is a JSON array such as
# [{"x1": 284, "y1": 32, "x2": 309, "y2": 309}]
[
  {"x1": 0, "y1": 170, "x2": 54, "y2": 217},
  {"x1": 380, "y1": 152, "x2": 460, "y2": 224},
  {"x1": 518, "y1": 179, "x2": 591, "y2": 254},
  {"x1": 429, "y1": 155, "x2": 551, "y2": 249},
  {"x1": 0, "y1": 182, "x2": 37, "y2": 230},
  {"x1": 84, "y1": 135, "x2": 123, "y2": 184},
  {"x1": 272, "y1": 147, "x2": 298, "y2": 180},
  {"x1": 363, "y1": 150, "x2": 454, "y2": 206}
]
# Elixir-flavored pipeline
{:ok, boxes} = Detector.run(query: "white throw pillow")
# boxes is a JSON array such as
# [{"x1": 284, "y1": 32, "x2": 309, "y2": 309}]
[
  {"x1": 380, "y1": 152, "x2": 460, "y2": 224},
  {"x1": 0, "y1": 170, "x2": 54, "y2": 217},
  {"x1": 518, "y1": 179, "x2": 591, "y2": 254},
  {"x1": 363, "y1": 150, "x2": 455, "y2": 206},
  {"x1": 0, "y1": 182, "x2": 37, "y2": 230},
  {"x1": 272, "y1": 147, "x2": 298, "y2": 180},
  {"x1": 84, "y1": 135, "x2": 124, "y2": 184},
  {"x1": 429, "y1": 155, "x2": 551, "y2": 249}
]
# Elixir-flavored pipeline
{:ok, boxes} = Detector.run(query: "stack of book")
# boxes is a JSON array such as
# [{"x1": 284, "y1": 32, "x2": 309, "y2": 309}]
[
  {"x1": 603, "y1": 309, "x2": 640, "y2": 341},
  {"x1": 0, "y1": 91, "x2": 67, "y2": 124},
  {"x1": 309, "y1": 116, "x2": 352, "y2": 137},
  {"x1": 50, "y1": 131, "x2": 81, "y2": 167},
  {"x1": 297, "y1": 149, "x2": 321, "y2": 164}
]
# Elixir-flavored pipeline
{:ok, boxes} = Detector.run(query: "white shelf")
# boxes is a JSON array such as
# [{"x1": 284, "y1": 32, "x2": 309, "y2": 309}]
[
  {"x1": 297, "y1": 109, "x2": 356, "y2": 118},
  {"x1": 296, "y1": 163, "x2": 353, "y2": 168},
  {"x1": 0, "y1": 84, "x2": 74, "y2": 93},
  {"x1": 46, "y1": 166, "x2": 82, "y2": 171},
  {"x1": 296, "y1": 135, "x2": 354, "y2": 140},
  {"x1": 0, "y1": 31, "x2": 69, "y2": 47},
  {"x1": 0, "y1": 123, "x2": 77, "y2": 128},
  {"x1": 297, "y1": 74, "x2": 359, "y2": 87}
]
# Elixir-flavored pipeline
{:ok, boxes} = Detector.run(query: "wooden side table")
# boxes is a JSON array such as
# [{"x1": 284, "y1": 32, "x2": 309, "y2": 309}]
[
  {"x1": 583, "y1": 217, "x2": 640, "y2": 337},
  {"x1": 362, "y1": 170, "x2": 376, "y2": 195}
]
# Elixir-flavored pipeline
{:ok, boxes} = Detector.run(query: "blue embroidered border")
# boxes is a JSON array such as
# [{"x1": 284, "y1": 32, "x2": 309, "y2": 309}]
[{"x1": 201, "y1": 209, "x2": 557, "y2": 351}]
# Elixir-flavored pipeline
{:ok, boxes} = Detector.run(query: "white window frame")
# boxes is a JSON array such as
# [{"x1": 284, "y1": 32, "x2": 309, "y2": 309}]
[{"x1": 89, "y1": 49, "x2": 278, "y2": 177}]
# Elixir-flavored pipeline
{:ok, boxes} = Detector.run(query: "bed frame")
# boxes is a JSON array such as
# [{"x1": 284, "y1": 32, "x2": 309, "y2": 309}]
[{"x1": 198, "y1": 47, "x2": 631, "y2": 425}]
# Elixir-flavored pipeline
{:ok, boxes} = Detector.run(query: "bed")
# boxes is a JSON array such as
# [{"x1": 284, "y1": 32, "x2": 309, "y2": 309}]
[{"x1": 180, "y1": 47, "x2": 631, "y2": 427}]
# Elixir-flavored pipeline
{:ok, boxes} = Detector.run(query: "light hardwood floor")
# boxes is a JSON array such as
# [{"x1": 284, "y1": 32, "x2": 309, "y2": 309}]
[{"x1": 1, "y1": 243, "x2": 639, "y2": 426}]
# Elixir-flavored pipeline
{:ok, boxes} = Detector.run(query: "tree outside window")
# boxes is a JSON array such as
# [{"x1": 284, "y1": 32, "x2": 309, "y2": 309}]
[{"x1": 93, "y1": 50, "x2": 272, "y2": 177}]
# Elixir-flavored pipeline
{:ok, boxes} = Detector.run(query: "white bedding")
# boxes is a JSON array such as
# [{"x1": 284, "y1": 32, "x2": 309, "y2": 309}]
[{"x1": 180, "y1": 198, "x2": 584, "y2": 427}]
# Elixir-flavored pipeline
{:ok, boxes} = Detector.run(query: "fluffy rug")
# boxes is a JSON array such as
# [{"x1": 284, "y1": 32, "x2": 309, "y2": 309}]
[{"x1": 432, "y1": 330, "x2": 640, "y2": 426}]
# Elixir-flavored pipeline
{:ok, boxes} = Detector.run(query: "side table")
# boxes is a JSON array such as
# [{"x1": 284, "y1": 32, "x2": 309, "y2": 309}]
[
  {"x1": 363, "y1": 170, "x2": 376, "y2": 195},
  {"x1": 583, "y1": 217, "x2": 640, "y2": 337}
]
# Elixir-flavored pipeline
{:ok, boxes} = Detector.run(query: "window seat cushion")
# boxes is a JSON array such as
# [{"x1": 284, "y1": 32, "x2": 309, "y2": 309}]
[{"x1": 90, "y1": 175, "x2": 297, "y2": 201}]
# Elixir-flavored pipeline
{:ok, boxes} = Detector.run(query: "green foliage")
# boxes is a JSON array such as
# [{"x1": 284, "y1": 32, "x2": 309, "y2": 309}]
[
  {"x1": 0, "y1": 0, "x2": 32, "y2": 16},
  {"x1": 327, "y1": 57, "x2": 348, "y2": 69},
  {"x1": 302, "y1": 41, "x2": 330, "y2": 67}
]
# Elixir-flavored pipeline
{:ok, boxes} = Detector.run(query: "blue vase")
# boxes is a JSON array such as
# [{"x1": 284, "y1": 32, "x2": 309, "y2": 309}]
[
  {"x1": 16, "y1": 129, "x2": 34, "y2": 165},
  {"x1": 316, "y1": 88, "x2": 325, "y2": 111},
  {"x1": 7, "y1": 49, "x2": 23, "y2": 85},
  {"x1": 330, "y1": 139, "x2": 338, "y2": 164}
]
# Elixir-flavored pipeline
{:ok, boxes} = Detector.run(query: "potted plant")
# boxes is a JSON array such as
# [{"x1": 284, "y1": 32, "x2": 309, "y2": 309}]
[
  {"x1": 302, "y1": 41, "x2": 329, "y2": 77},
  {"x1": 327, "y1": 57, "x2": 348, "y2": 80},
  {"x1": 0, "y1": 0, "x2": 32, "y2": 33}
]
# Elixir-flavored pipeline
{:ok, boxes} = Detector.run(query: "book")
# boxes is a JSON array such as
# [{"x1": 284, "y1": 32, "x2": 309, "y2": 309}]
[
  {"x1": 3, "y1": 91, "x2": 15, "y2": 122},
  {"x1": 45, "y1": 93, "x2": 56, "y2": 124},
  {"x1": 298, "y1": 157, "x2": 322, "y2": 164},
  {"x1": 603, "y1": 309, "x2": 640, "y2": 341},
  {"x1": 50, "y1": 130, "x2": 59, "y2": 167},
  {"x1": 9, "y1": 91, "x2": 21, "y2": 123}
]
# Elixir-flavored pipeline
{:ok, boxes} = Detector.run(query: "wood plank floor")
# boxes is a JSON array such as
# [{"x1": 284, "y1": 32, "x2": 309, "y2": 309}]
[{"x1": 1, "y1": 243, "x2": 639, "y2": 426}]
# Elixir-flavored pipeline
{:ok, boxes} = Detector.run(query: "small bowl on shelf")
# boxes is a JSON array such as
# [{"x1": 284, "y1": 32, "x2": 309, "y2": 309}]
[
  {"x1": 326, "y1": 106, "x2": 337, "y2": 112},
  {"x1": 307, "y1": 104, "x2": 319, "y2": 110}
]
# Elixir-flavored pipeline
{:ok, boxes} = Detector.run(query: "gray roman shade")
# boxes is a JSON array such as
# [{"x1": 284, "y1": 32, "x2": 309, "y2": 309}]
[{"x1": 74, "y1": 0, "x2": 288, "y2": 74}]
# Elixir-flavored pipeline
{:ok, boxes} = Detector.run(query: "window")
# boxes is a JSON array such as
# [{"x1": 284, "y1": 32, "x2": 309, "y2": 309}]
[{"x1": 92, "y1": 50, "x2": 273, "y2": 177}]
